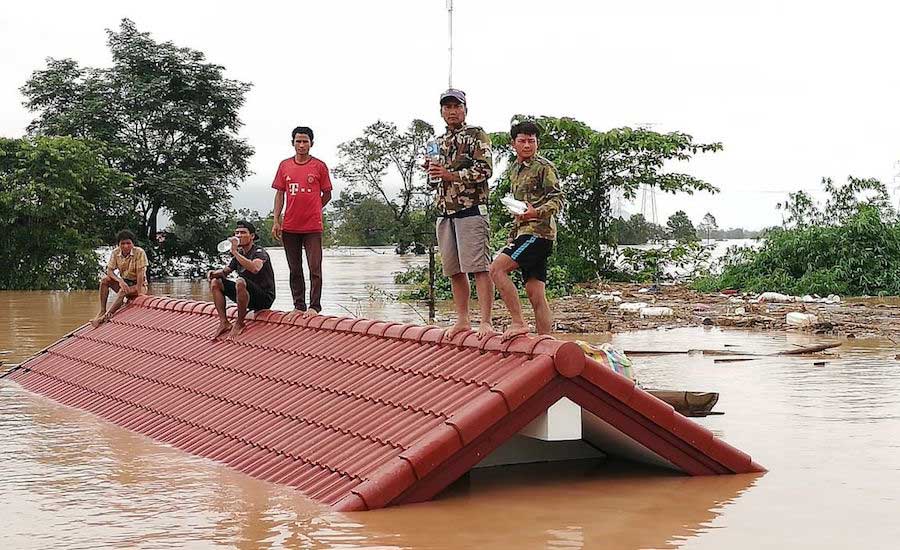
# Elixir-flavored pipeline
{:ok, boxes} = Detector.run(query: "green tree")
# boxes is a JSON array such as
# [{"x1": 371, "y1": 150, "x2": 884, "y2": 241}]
[
  {"x1": 334, "y1": 120, "x2": 436, "y2": 252},
  {"x1": 490, "y1": 116, "x2": 720, "y2": 277},
  {"x1": 608, "y1": 213, "x2": 666, "y2": 245},
  {"x1": 698, "y1": 212, "x2": 718, "y2": 242},
  {"x1": 0, "y1": 136, "x2": 132, "y2": 290},
  {"x1": 776, "y1": 189, "x2": 818, "y2": 227},
  {"x1": 695, "y1": 177, "x2": 900, "y2": 295},
  {"x1": 666, "y1": 210, "x2": 699, "y2": 242},
  {"x1": 329, "y1": 190, "x2": 398, "y2": 246},
  {"x1": 21, "y1": 19, "x2": 253, "y2": 269},
  {"x1": 777, "y1": 176, "x2": 894, "y2": 227}
]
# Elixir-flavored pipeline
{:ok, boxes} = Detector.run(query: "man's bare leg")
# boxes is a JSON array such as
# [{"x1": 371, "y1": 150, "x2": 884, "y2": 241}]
[
  {"x1": 228, "y1": 278, "x2": 250, "y2": 338},
  {"x1": 473, "y1": 271, "x2": 496, "y2": 339},
  {"x1": 210, "y1": 278, "x2": 231, "y2": 338},
  {"x1": 92, "y1": 276, "x2": 118, "y2": 327},
  {"x1": 445, "y1": 272, "x2": 472, "y2": 339},
  {"x1": 302, "y1": 308, "x2": 319, "y2": 319},
  {"x1": 526, "y1": 278, "x2": 552, "y2": 335},
  {"x1": 104, "y1": 290, "x2": 131, "y2": 320},
  {"x1": 490, "y1": 255, "x2": 530, "y2": 341}
]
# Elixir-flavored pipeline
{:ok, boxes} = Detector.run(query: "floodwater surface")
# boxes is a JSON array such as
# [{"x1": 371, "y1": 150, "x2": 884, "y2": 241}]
[{"x1": 2, "y1": 248, "x2": 899, "y2": 549}]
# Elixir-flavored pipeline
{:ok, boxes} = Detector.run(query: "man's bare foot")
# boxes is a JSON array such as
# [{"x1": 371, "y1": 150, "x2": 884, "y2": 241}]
[
  {"x1": 502, "y1": 324, "x2": 530, "y2": 341},
  {"x1": 228, "y1": 322, "x2": 245, "y2": 339},
  {"x1": 90, "y1": 313, "x2": 109, "y2": 328},
  {"x1": 476, "y1": 324, "x2": 499, "y2": 340},
  {"x1": 285, "y1": 309, "x2": 302, "y2": 320},
  {"x1": 302, "y1": 309, "x2": 319, "y2": 319},
  {"x1": 444, "y1": 323, "x2": 471, "y2": 341},
  {"x1": 212, "y1": 320, "x2": 232, "y2": 339}
]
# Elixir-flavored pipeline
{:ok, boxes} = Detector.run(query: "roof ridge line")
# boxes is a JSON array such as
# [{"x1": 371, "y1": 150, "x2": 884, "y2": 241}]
[{"x1": 128, "y1": 297, "x2": 579, "y2": 361}]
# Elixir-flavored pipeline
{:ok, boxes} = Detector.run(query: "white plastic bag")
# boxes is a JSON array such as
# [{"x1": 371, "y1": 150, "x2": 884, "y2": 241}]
[{"x1": 786, "y1": 312, "x2": 818, "y2": 327}]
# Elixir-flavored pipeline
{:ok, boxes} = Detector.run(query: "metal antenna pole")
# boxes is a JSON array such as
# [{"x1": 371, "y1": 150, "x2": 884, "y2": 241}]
[{"x1": 447, "y1": 0, "x2": 454, "y2": 88}]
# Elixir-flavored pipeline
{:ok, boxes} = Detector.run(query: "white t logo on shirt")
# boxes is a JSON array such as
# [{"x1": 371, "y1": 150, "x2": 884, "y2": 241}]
[{"x1": 289, "y1": 182, "x2": 299, "y2": 195}]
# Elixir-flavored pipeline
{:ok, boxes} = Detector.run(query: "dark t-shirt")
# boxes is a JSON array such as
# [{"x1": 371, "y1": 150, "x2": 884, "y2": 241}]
[{"x1": 228, "y1": 244, "x2": 276, "y2": 297}]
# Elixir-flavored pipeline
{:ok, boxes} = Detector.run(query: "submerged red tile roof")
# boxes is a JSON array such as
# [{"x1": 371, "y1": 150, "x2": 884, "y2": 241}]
[{"x1": 7, "y1": 296, "x2": 763, "y2": 510}]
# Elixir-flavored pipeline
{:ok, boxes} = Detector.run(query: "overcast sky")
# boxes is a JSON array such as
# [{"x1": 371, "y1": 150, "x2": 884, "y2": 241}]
[{"x1": 2, "y1": 1, "x2": 899, "y2": 229}]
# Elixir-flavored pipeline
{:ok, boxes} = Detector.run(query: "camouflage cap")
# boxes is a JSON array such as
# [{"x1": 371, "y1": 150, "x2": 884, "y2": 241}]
[{"x1": 439, "y1": 88, "x2": 466, "y2": 105}]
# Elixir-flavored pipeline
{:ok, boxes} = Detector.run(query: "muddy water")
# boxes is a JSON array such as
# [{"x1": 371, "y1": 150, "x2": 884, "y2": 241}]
[{"x1": 2, "y1": 249, "x2": 899, "y2": 549}]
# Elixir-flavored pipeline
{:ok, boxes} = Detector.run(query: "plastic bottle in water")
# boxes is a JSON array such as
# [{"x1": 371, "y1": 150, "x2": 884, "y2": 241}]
[{"x1": 425, "y1": 139, "x2": 441, "y2": 184}]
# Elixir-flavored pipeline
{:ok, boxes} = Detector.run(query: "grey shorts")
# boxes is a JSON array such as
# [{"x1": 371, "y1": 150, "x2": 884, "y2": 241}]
[{"x1": 436, "y1": 213, "x2": 491, "y2": 276}]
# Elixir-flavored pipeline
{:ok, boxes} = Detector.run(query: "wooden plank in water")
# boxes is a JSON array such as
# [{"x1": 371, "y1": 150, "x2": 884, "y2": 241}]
[{"x1": 648, "y1": 390, "x2": 721, "y2": 417}]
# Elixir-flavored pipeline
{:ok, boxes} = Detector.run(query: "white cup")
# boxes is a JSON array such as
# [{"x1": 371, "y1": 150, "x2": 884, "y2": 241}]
[{"x1": 217, "y1": 237, "x2": 238, "y2": 253}]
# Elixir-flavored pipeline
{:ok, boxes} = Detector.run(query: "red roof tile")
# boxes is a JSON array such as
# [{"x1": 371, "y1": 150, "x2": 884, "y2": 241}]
[{"x1": 6, "y1": 296, "x2": 763, "y2": 510}]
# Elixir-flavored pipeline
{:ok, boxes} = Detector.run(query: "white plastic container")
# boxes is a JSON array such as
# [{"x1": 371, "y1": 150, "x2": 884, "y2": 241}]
[
  {"x1": 501, "y1": 195, "x2": 527, "y2": 215},
  {"x1": 640, "y1": 306, "x2": 674, "y2": 318},
  {"x1": 425, "y1": 140, "x2": 441, "y2": 184},
  {"x1": 786, "y1": 312, "x2": 818, "y2": 327},
  {"x1": 757, "y1": 292, "x2": 795, "y2": 303},
  {"x1": 618, "y1": 302, "x2": 648, "y2": 313},
  {"x1": 216, "y1": 237, "x2": 238, "y2": 253}
]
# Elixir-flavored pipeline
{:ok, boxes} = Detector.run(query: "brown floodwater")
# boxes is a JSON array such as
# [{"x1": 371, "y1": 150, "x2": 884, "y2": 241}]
[{"x1": 2, "y1": 248, "x2": 899, "y2": 549}]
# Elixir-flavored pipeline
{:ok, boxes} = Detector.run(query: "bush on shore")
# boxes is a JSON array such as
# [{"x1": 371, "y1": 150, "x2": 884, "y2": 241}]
[{"x1": 693, "y1": 177, "x2": 900, "y2": 296}]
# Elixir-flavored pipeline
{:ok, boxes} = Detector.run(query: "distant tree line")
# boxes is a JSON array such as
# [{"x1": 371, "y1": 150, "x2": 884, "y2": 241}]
[{"x1": 605, "y1": 212, "x2": 760, "y2": 246}]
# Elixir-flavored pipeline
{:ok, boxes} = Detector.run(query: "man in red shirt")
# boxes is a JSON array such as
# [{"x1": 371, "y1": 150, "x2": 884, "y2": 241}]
[{"x1": 271, "y1": 126, "x2": 332, "y2": 316}]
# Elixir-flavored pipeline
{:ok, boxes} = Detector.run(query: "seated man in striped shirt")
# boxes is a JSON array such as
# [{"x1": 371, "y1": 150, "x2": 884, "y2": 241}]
[{"x1": 489, "y1": 121, "x2": 563, "y2": 340}]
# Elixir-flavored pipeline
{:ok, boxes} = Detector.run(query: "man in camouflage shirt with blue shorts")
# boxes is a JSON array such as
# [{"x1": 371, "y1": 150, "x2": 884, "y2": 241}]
[
  {"x1": 426, "y1": 88, "x2": 496, "y2": 339},
  {"x1": 490, "y1": 121, "x2": 563, "y2": 340}
]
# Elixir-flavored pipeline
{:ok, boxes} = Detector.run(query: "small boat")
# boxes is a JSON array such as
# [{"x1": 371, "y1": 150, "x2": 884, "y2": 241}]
[{"x1": 649, "y1": 390, "x2": 721, "y2": 417}]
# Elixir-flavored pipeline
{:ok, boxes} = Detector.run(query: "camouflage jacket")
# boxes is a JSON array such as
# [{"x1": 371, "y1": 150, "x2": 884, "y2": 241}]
[
  {"x1": 509, "y1": 155, "x2": 563, "y2": 241},
  {"x1": 430, "y1": 123, "x2": 493, "y2": 215}
]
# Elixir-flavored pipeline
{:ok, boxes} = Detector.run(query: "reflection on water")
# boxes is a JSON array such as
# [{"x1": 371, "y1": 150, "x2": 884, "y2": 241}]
[
  {"x1": 3, "y1": 249, "x2": 900, "y2": 548},
  {"x1": 359, "y1": 461, "x2": 759, "y2": 550}
]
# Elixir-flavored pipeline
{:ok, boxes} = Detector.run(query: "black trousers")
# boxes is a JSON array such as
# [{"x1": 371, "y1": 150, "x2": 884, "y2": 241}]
[{"x1": 282, "y1": 231, "x2": 323, "y2": 312}]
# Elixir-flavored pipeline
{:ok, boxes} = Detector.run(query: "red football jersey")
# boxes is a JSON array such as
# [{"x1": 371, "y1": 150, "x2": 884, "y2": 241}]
[{"x1": 272, "y1": 156, "x2": 333, "y2": 233}]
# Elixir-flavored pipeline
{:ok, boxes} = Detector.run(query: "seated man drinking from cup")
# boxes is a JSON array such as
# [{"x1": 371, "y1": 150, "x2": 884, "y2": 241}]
[{"x1": 207, "y1": 220, "x2": 276, "y2": 339}]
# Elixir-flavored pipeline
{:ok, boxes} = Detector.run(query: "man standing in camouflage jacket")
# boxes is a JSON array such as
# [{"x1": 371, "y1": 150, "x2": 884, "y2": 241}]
[
  {"x1": 426, "y1": 88, "x2": 495, "y2": 339},
  {"x1": 490, "y1": 121, "x2": 563, "y2": 340}
]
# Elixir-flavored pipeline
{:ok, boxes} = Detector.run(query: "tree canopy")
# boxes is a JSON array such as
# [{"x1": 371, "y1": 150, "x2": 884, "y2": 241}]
[
  {"x1": 699, "y1": 212, "x2": 718, "y2": 242},
  {"x1": 666, "y1": 210, "x2": 699, "y2": 243},
  {"x1": 333, "y1": 119, "x2": 436, "y2": 252},
  {"x1": 0, "y1": 136, "x2": 131, "y2": 289},
  {"x1": 21, "y1": 18, "x2": 254, "y2": 251}
]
